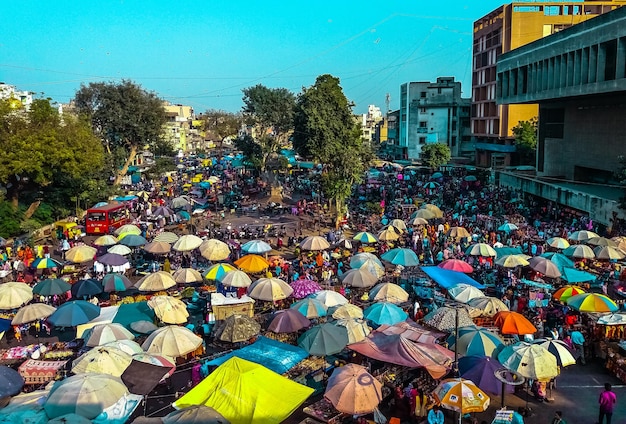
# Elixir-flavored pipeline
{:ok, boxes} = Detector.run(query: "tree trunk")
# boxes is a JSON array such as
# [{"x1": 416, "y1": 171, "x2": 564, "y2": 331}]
[
  {"x1": 6, "y1": 177, "x2": 21, "y2": 210},
  {"x1": 113, "y1": 144, "x2": 138, "y2": 186},
  {"x1": 24, "y1": 200, "x2": 41, "y2": 220}
]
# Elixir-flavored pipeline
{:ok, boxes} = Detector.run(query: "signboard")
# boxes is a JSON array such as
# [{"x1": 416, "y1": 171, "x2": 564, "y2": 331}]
[{"x1": 492, "y1": 409, "x2": 514, "y2": 424}]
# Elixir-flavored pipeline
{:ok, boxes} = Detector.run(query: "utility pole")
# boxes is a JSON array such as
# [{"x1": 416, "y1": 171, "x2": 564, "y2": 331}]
[{"x1": 385, "y1": 93, "x2": 390, "y2": 115}]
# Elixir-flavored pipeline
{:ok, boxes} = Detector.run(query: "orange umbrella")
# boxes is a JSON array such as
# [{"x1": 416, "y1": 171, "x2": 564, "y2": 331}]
[
  {"x1": 552, "y1": 285, "x2": 585, "y2": 303},
  {"x1": 493, "y1": 311, "x2": 537, "y2": 335},
  {"x1": 234, "y1": 254, "x2": 270, "y2": 273}
]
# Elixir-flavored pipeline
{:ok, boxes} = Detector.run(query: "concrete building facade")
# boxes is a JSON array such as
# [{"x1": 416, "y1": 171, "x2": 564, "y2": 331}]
[
  {"x1": 398, "y1": 77, "x2": 470, "y2": 160},
  {"x1": 496, "y1": 6, "x2": 626, "y2": 225},
  {"x1": 0, "y1": 83, "x2": 33, "y2": 110},
  {"x1": 471, "y1": 1, "x2": 624, "y2": 169}
]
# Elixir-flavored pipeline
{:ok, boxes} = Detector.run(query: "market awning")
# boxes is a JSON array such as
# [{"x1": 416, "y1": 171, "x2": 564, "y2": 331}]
[
  {"x1": 421, "y1": 266, "x2": 485, "y2": 289},
  {"x1": 561, "y1": 267, "x2": 597, "y2": 283}
]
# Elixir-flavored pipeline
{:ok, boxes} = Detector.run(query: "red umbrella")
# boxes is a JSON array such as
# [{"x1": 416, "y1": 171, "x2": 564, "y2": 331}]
[{"x1": 438, "y1": 259, "x2": 473, "y2": 273}]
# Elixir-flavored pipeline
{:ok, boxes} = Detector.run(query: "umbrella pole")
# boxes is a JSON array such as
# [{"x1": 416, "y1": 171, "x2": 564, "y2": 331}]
[{"x1": 501, "y1": 381, "x2": 506, "y2": 408}]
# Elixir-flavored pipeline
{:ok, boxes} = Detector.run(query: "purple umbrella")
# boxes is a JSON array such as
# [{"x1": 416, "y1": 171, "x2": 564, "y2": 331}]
[
  {"x1": 97, "y1": 253, "x2": 129, "y2": 266},
  {"x1": 290, "y1": 279, "x2": 322, "y2": 299},
  {"x1": 267, "y1": 309, "x2": 311, "y2": 333},
  {"x1": 458, "y1": 355, "x2": 514, "y2": 396}
]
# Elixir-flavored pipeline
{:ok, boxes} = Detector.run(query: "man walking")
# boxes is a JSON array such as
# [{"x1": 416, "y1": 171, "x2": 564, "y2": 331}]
[
  {"x1": 570, "y1": 329, "x2": 586, "y2": 365},
  {"x1": 598, "y1": 382, "x2": 617, "y2": 424}
]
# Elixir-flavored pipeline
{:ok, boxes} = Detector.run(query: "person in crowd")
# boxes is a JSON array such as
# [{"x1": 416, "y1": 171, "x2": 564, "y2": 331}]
[
  {"x1": 598, "y1": 382, "x2": 617, "y2": 424},
  {"x1": 427, "y1": 404, "x2": 444, "y2": 424}
]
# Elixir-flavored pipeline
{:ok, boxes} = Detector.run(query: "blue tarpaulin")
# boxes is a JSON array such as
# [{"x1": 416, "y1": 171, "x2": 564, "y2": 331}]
[
  {"x1": 420, "y1": 266, "x2": 485, "y2": 289},
  {"x1": 561, "y1": 267, "x2": 597, "y2": 283},
  {"x1": 206, "y1": 336, "x2": 308, "y2": 374},
  {"x1": 519, "y1": 278, "x2": 553, "y2": 290},
  {"x1": 494, "y1": 247, "x2": 524, "y2": 257}
]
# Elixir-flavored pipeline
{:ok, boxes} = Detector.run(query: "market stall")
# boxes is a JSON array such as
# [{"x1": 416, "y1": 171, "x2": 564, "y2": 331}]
[
  {"x1": 210, "y1": 293, "x2": 255, "y2": 320},
  {"x1": 18, "y1": 359, "x2": 67, "y2": 385}
]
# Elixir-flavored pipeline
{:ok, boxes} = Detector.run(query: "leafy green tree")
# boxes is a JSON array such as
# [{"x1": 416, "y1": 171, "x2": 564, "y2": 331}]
[
  {"x1": 512, "y1": 118, "x2": 538, "y2": 165},
  {"x1": 74, "y1": 80, "x2": 167, "y2": 185},
  {"x1": 241, "y1": 84, "x2": 295, "y2": 170},
  {"x1": 420, "y1": 143, "x2": 451, "y2": 169},
  {"x1": 201, "y1": 109, "x2": 242, "y2": 145},
  {"x1": 234, "y1": 134, "x2": 263, "y2": 171},
  {"x1": 293, "y1": 74, "x2": 373, "y2": 223}
]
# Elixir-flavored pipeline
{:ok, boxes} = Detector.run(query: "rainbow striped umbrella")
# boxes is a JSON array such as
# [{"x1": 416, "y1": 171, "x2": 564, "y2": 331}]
[
  {"x1": 552, "y1": 285, "x2": 586, "y2": 303},
  {"x1": 204, "y1": 263, "x2": 235, "y2": 281},
  {"x1": 352, "y1": 232, "x2": 378, "y2": 244},
  {"x1": 567, "y1": 293, "x2": 618, "y2": 313}
]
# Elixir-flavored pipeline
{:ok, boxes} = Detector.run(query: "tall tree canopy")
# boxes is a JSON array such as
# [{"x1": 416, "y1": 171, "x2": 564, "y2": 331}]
[
  {"x1": 0, "y1": 98, "x2": 104, "y2": 211},
  {"x1": 512, "y1": 118, "x2": 538, "y2": 166},
  {"x1": 241, "y1": 84, "x2": 295, "y2": 170},
  {"x1": 74, "y1": 80, "x2": 167, "y2": 184},
  {"x1": 293, "y1": 74, "x2": 372, "y2": 221},
  {"x1": 420, "y1": 143, "x2": 451, "y2": 169},
  {"x1": 201, "y1": 109, "x2": 242, "y2": 145}
]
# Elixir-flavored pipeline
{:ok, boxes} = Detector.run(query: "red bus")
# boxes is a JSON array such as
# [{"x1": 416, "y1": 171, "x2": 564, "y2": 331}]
[{"x1": 85, "y1": 203, "x2": 130, "y2": 235}]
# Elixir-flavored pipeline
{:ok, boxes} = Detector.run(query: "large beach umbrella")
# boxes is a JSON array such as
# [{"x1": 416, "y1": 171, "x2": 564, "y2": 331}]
[
  {"x1": 447, "y1": 227, "x2": 471, "y2": 240},
  {"x1": 65, "y1": 245, "x2": 97, "y2": 263},
  {"x1": 350, "y1": 252, "x2": 383, "y2": 269},
  {"x1": 567, "y1": 293, "x2": 618, "y2": 313},
  {"x1": 33, "y1": 278, "x2": 71, "y2": 296},
  {"x1": 234, "y1": 254, "x2": 270, "y2": 273},
  {"x1": 335, "y1": 319, "x2": 371, "y2": 344},
  {"x1": 448, "y1": 284, "x2": 484, "y2": 303},
  {"x1": 118, "y1": 234, "x2": 147, "y2": 247},
  {"x1": 368, "y1": 283, "x2": 409, "y2": 304},
  {"x1": 102, "y1": 273, "x2": 133, "y2": 292},
  {"x1": 220, "y1": 270, "x2": 253, "y2": 288},
  {"x1": 421, "y1": 203, "x2": 444, "y2": 217},
  {"x1": 467, "y1": 296, "x2": 509, "y2": 317},
  {"x1": 408, "y1": 216, "x2": 429, "y2": 226},
  {"x1": 44, "y1": 373, "x2": 129, "y2": 419},
  {"x1": 310, "y1": 290, "x2": 349, "y2": 308},
  {"x1": 541, "y1": 252, "x2": 574, "y2": 273},
  {"x1": 432, "y1": 378, "x2": 490, "y2": 414},
  {"x1": 563, "y1": 244, "x2": 596, "y2": 259},
  {"x1": 324, "y1": 364, "x2": 383, "y2": 415},
  {"x1": 378, "y1": 227, "x2": 401, "y2": 242},
  {"x1": 552, "y1": 285, "x2": 585, "y2": 303},
  {"x1": 289, "y1": 279, "x2": 322, "y2": 299},
  {"x1": 214, "y1": 314, "x2": 261, "y2": 343},
  {"x1": 12, "y1": 303, "x2": 56, "y2": 325},
  {"x1": 495, "y1": 255, "x2": 529, "y2": 268},
  {"x1": 153, "y1": 231, "x2": 179, "y2": 243},
  {"x1": 389, "y1": 219, "x2": 407, "y2": 232},
  {"x1": 532, "y1": 338, "x2": 576, "y2": 367},
  {"x1": 298, "y1": 323, "x2": 349, "y2": 356},
  {"x1": 204, "y1": 263, "x2": 236, "y2": 281},
  {"x1": 114, "y1": 224, "x2": 141, "y2": 236},
  {"x1": 31, "y1": 257, "x2": 62, "y2": 269},
  {"x1": 423, "y1": 306, "x2": 474, "y2": 332},
  {"x1": 528, "y1": 256, "x2": 561, "y2": 278},
  {"x1": 107, "y1": 244, "x2": 132, "y2": 256},
  {"x1": 412, "y1": 209, "x2": 436, "y2": 220},
  {"x1": 498, "y1": 342, "x2": 559, "y2": 381},
  {"x1": 493, "y1": 311, "x2": 537, "y2": 335},
  {"x1": 163, "y1": 405, "x2": 230, "y2": 424},
  {"x1": 594, "y1": 245, "x2": 625, "y2": 260},
  {"x1": 438, "y1": 259, "x2": 473, "y2": 273},
  {"x1": 300, "y1": 235, "x2": 331, "y2": 251},
  {"x1": 458, "y1": 356, "x2": 513, "y2": 396},
  {"x1": 497, "y1": 223, "x2": 518, "y2": 232},
  {"x1": 93, "y1": 235, "x2": 118, "y2": 246},
  {"x1": 148, "y1": 295, "x2": 190, "y2": 324},
  {"x1": 248, "y1": 277, "x2": 293, "y2": 301},
  {"x1": 241, "y1": 240, "x2": 272, "y2": 254},
  {"x1": 352, "y1": 232, "x2": 378, "y2": 244},
  {"x1": 0, "y1": 282, "x2": 33, "y2": 310},
  {"x1": 290, "y1": 298, "x2": 328, "y2": 319},
  {"x1": 135, "y1": 271, "x2": 177, "y2": 292},
  {"x1": 200, "y1": 239, "x2": 231, "y2": 261},
  {"x1": 71, "y1": 279, "x2": 103, "y2": 298},
  {"x1": 173, "y1": 268, "x2": 204, "y2": 284},
  {"x1": 0, "y1": 365, "x2": 25, "y2": 397},
  {"x1": 448, "y1": 325, "x2": 504, "y2": 357},
  {"x1": 48, "y1": 300, "x2": 100, "y2": 327},
  {"x1": 568, "y1": 230, "x2": 599, "y2": 241},
  {"x1": 466, "y1": 243, "x2": 497, "y2": 257},
  {"x1": 381, "y1": 248, "x2": 419, "y2": 267},
  {"x1": 341, "y1": 268, "x2": 378, "y2": 288},
  {"x1": 332, "y1": 304, "x2": 364, "y2": 320},
  {"x1": 103, "y1": 339, "x2": 144, "y2": 356},
  {"x1": 72, "y1": 346, "x2": 132, "y2": 377},
  {"x1": 363, "y1": 302, "x2": 408, "y2": 326},
  {"x1": 142, "y1": 325, "x2": 203, "y2": 357},
  {"x1": 97, "y1": 253, "x2": 129, "y2": 267},
  {"x1": 143, "y1": 241, "x2": 172, "y2": 255},
  {"x1": 172, "y1": 234, "x2": 203, "y2": 252},
  {"x1": 546, "y1": 237, "x2": 570, "y2": 249},
  {"x1": 267, "y1": 309, "x2": 311, "y2": 333}
]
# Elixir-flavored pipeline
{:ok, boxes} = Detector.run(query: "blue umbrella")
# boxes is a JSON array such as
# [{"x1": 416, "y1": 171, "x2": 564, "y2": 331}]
[
  {"x1": 363, "y1": 302, "x2": 408, "y2": 326},
  {"x1": 71, "y1": 279, "x2": 103, "y2": 298},
  {"x1": 290, "y1": 298, "x2": 328, "y2": 319},
  {"x1": 540, "y1": 252, "x2": 575, "y2": 273},
  {"x1": 381, "y1": 248, "x2": 419, "y2": 267},
  {"x1": 242, "y1": 240, "x2": 273, "y2": 254},
  {"x1": 497, "y1": 223, "x2": 519, "y2": 232},
  {"x1": 118, "y1": 234, "x2": 147, "y2": 247},
  {"x1": 102, "y1": 273, "x2": 133, "y2": 292},
  {"x1": 298, "y1": 323, "x2": 349, "y2": 356},
  {"x1": 48, "y1": 300, "x2": 100, "y2": 327},
  {"x1": 0, "y1": 365, "x2": 25, "y2": 397},
  {"x1": 32, "y1": 278, "x2": 71, "y2": 296},
  {"x1": 431, "y1": 172, "x2": 443, "y2": 179},
  {"x1": 459, "y1": 356, "x2": 513, "y2": 396},
  {"x1": 448, "y1": 325, "x2": 505, "y2": 357}
]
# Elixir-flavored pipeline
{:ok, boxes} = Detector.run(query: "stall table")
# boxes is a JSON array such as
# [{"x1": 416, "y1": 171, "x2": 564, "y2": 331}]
[{"x1": 19, "y1": 359, "x2": 67, "y2": 385}]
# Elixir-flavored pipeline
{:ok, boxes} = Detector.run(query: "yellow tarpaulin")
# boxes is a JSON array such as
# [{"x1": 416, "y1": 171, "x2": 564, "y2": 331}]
[{"x1": 173, "y1": 356, "x2": 314, "y2": 424}]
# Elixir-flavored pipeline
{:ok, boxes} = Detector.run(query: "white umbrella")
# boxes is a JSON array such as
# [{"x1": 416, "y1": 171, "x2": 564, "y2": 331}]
[
  {"x1": 172, "y1": 234, "x2": 203, "y2": 252},
  {"x1": 311, "y1": 290, "x2": 349, "y2": 308},
  {"x1": 86, "y1": 323, "x2": 135, "y2": 347},
  {"x1": 340, "y1": 268, "x2": 378, "y2": 288},
  {"x1": 72, "y1": 346, "x2": 132, "y2": 377},
  {"x1": 300, "y1": 235, "x2": 331, "y2": 251},
  {"x1": 248, "y1": 278, "x2": 293, "y2": 301},
  {"x1": 142, "y1": 325, "x2": 203, "y2": 357},
  {"x1": 107, "y1": 245, "x2": 132, "y2": 256},
  {"x1": 448, "y1": 284, "x2": 484, "y2": 303},
  {"x1": 135, "y1": 271, "x2": 177, "y2": 292},
  {"x1": 147, "y1": 295, "x2": 190, "y2": 324},
  {"x1": 221, "y1": 270, "x2": 253, "y2": 288}
]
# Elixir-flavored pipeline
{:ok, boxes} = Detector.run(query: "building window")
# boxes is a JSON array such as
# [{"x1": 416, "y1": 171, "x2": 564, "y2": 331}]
[
  {"x1": 419, "y1": 121, "x2": 427, "y2": 128},
  {"x1": 452, "y1": 136, "x2": 457, "y2": 146},
  {"x1": 420, "y1": 92, "x2": 427, "y2": 98},
  {"x1": 419, "y1": 137, "x2": 426, "y2": 145},
  {"x1": 420, "y1": 107, "x2": 427, "y2": 113}
]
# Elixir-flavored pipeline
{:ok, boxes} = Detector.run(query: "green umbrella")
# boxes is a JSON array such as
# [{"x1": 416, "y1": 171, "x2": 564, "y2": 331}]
[
  {"x1": 298, "y1": 323, "x2": 349, "y2": 356},
  {"x1": 32, "y1": 278, "x2": 71, "y2": 296}
]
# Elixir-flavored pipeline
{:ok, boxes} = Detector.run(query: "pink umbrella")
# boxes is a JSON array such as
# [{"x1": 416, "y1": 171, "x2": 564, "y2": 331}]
[
  {"x1": 438, "y1": 259, "x2": 473, "y2": 273},
  {"x1": 290, "y1": 279, "x2": 323, "y2": 299}
]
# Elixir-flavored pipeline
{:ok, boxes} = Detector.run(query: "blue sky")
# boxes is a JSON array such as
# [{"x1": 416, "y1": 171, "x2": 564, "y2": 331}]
[{"x1": 1, "y1": 1, "x2": 504, "y2": 114}]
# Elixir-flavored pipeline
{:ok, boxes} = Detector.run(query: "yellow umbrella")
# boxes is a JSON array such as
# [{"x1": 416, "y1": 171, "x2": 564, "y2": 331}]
[
  {"x1": 432, "y1": 378, "x2": 490, "y2": 414},
  {"x1": 0, "y1": 282, "x2": 33, "y2": 310},
  {"x1": 234, "y1": 254, "x2": 270, "y2": 273},
  {"x1": 447, "y1": 227, "x2": 471, "y2": 240},
  {"x1": 65, "y1": 245, "x2": 97, "y2": 263},
  {"x1": 335, "y1": 319, "x2": 371, "y2": 344},
  {"x1": 12, "y1": 303, "x2": 56, "y2": 325},
  {"x1": 408, "y1": 217, "x2": 429, "y2": 226},
  {"x1": 147, "y1": 295, "x2": 190, "y2": 324},
  {"x1": 142, "y1": 325, "x2": 203, "y2": 357},
  {"x1": 413, "y1": 209, "x2": 436, "y2": 220},
  {"x1": 134, "y1": 271, "x2": 177, "y2": 292},
  {"x1": 72, "y1": 346, "x2": 132, "y2": 377},
  {"x1": 114, "y1": 224, "x2": 141, "y2": 236},
  {"x1": 368, "y1": 283, "x2": 409, "y2": 304},
  {"x1": 390, "y1": 219, "x2": 407, "y2": 232},
  {"x1": 495, "y1": 254, "x2": 529, "y2": 268},
  {"x1": 332, "y1": 304, "x2": 364, "y2": 320},
  {"x1": 199, "y1": 239, "x2": 231, "y2": 261},
  {"x1": 422, "y1": 203, "x2": 444, "y2": 217},
  {"x1": 204, "y1": 263, "x2": 236, "y2": 281},
  {"x1": 93, "y1": 235, "x2": 119, "y2": 246},
  {"x1": 377, "y1": 227, "x2": 400, "y2": 241},
  {"x1": 153, "y1": 232, "x2": 179, "y2": 243}
]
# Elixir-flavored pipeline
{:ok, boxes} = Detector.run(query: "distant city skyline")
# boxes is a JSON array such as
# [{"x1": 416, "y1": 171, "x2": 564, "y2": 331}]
[{"x1": 1, "y1": 1, "x2": 505, "y2": 114}]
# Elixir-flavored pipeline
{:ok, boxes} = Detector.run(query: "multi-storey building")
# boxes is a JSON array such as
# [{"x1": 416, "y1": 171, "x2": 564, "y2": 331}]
[
  {"x1": 0, "y1": 83, "x2": 33, "y2": 110},
  {"x1": 163, "y1": 103, "x2": 194, "y2": 153},
  {"x1": 398, "y1": 77, "x2": 470, "y2": 160},
  {"x1": 472, "y1": 0, "x2": 624, "y2": 168}
]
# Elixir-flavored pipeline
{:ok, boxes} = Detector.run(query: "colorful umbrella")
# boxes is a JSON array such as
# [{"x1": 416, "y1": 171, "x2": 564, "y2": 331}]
[
  {"x1": 248, "y1": 277, "x2": 293, "y2": 301},
  {"x1": 528, "y1": 256, "x2": 561, "y2": 278},
  {"x1": 118, "y1": 234, "x2": 147, "y2": 247},
  {"x1": 458, "y1": 356, "x2": 513, "y2": 396},
  {"x1": 199, "y1": 239, "x2": 231, "y2": 261},
  {"x1": 48, "y1": 300, "x2": 100, "y2": 327},
  {"x1": 234, "y1": 254, "x2": 270, "y2": 273},
  {"x1": 241, "y1": 240, "x2": 272, "y2": 254},
  {"x1": 432, "y1": 378, "x2": 490, "y2": 414},
  {"x1": 552, "y1": 285, "x2": 585, "y2": 302},
  {"x1": 467, "y1": 296, "x2": 509, "y2": 317},
  {"x1": 11, "y1": 303, "x2": 56, "y2": 325},
  {"x1": 115, "y1": 224, "x2": 141, "y2": 236},
  {"x1": 267, "y1": 309, "x2": 311, "y2": 333},
  {"x1": 448, "y1": 284, "x2": 484, "y2": 303},
  {"x1": 532, "y1": 338, "x2": 576, "y2": 367},
  {"x1": 493, "y1": 311, "x2": 537, "y2": 335},
  {"x1": 143, "y1": 241, "x2": 172, "y2": 255},
  {"x1": 310, "y1": 290, "x2": 349, "y2": 308},
  {"x1": 438, "y1": 259, "x2": 473, "y2": 273},
  {"x1": 107, "y1": 244, "x2": 132, "y2": 256},
  {"x1": 132, "y1": 352, "x2": 176, "y2": 377},
  {"x1": 102, "y1": 273, "x2": 133, "y2": 292},
  {"x1": 381, "y1": 248, "x2": 419, "y2": 267},
  {"x1": 65, "y1": 245, "x2": 97, "y2": 263},
  {"x1": 32, "y1": 278, "x2": 71, "y2": 296},
  {"x1": 31, "y1": 257, "x2": 62, "y2": 269},
  {"x1": 214, "y1": 314, "x2": 261, "y2": 343},
  {"x1": 220, "y1": 270, "x2": 253, "y2": 288},
  {"x1": 324, "y1": 363, "x2": 382, "y2": 415},
  {"x1": 567, "y1": 293, "x2": 618, "y2": 313},
  {"x1": 300, "y1": 235, "x2": 331, "y2": 251},
  {"x1": 448, "y1": 325, "x2": 505, "y2": 357},
  {"x1": 153, "y1": 231, "x2": 179, "y2": 243},
  {"x1": 567, "y1": 230, "x2": 599, "y2": 241},
  {"x1": 290, "y1": 279, "x2": 322, "y2": 299},
  {"x1": 204, "y1": 263, "x2": 236, "y2": 281},
  {"x1": 466, "y1": 243, "x2": 497, "y2": 257},
  {"x1": 134, "y1": 271, "x2": 177, "y2": 292},
  {"x1": 547, "y1": 237, "x2": 570, "y2": 249},
  {"x1": 364, "y1": 302, "x2": 408, "y2": 326},
  {"x1": 71, "y1": 278, "x2": 103, "y2": 298},
  {"x1": 352, "y1": 232, "x2": 378, "y2": 244},
  {"x1": 298, "y1": 323, "x2": 349, "y2": 356},
  {"x1": 341, "y1": 268, "x2": 378, "y2": 288},
  {"x1": 85, "y1": 323, "x2": 135, "y2": 347},
  {"x1": 148, "y1": 295, "x2": 190, "y2": 324},
  {"x1": 142, "y1": 325, "x2": 203, "y2": 357},
  {"x1": 563, "y1": 244, "x2": 596, "y2": 259},
  {"x1": 290, "y1": 298, "x2": 328, "y2": 319},
  {"x1": 93, "y1": 235, "x2": 119, "y2": 246},
  {"x1": 368, "y1": 283, "x2": 409, "y2": 304},
  {"x1": 498, "y1": 342, "x2": 559, "y2": 381},
  {"x1": 495, "y1": 254, "x2": 529, "y2": 268},
  {"x1": 0, "y1": 282, "x2": 33, "y2": 310}
]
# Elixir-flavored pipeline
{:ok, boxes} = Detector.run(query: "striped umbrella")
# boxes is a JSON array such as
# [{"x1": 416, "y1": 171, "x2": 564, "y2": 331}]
[
  {"x1": 352, "y1": 232, "x2": 378, "y2": 244},
  {"x1": 448, "y1": 325, "x2": 504, "y2": 357},
  {"x1": 290, "y1": 298, "x2": 328, "y2": 319},
  {"x1": 204, "y1": 263, "x2": 236, "y2": 281},
  {"x1": 546, "y1": 237, "x2": 570, "y2": 249},
  {"x1": 467, "y1": 296, "x2": 509, "y2": 317},
  {"x1": 552, "y1": 285, "x2": 585, "y2": 302},
  {"x1": 567, "y1": 230, "x2": 599, "y2": 241},
  {"x1": 532, "y1": 338, "x2": 576, "y2": 367},
  {"x1": 466, "y1": 243, "x2": 497, "y2": 257},
  {"x1": 498, "y1": 342, "x2": 558, "y2": 381},
  {"x1": 153, "y1": 232, "x2": 179, "y2": 243},
  {"x1": 567, "y1": 293, "x2": 618, "y2": 313},
  {"x1": 563, "y1": 244, "x2": 596, "y2": 259},
  {"x1": 31, "y1": 258, "x2": 62, "y2": 269}
]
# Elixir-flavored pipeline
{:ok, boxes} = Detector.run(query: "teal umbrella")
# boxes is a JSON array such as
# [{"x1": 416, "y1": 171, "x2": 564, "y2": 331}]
[
  {"x1": 381, "y1": 248, "x2": 419, "y2": 267},
  {"x1": 290, "y1": 298, "x2": 328, "y2": 319},
  {"x1": 448, "y1": 325, "x2": 505, "y2": 357},
  {"x1": 102, "y1": 273, "x2": 133, "y2": 292},
  {"x1": 48, "y1": 300, "x2": 100, "y2": 327},
  {"x1": 118, "y1": 234, "x2": 147, "y2": 247},
  {"x1": 363, "y1": 302, "x2": 408, "y2": 326},
  {"x1": 561, "y1": 266, "x2": 596, "y2": 284},
  {"x1": 540, "y1": 252, "x2": 574, "y2": 274},
  {"x1": 32, "y1": 278, "x2": 71, "y2": 296},
  {"x1": 71, "y1": 279, "x2": 103, "y2": 298},
  {"x1": 298, "y1": 323, "x2": 349, "y2": 356}
]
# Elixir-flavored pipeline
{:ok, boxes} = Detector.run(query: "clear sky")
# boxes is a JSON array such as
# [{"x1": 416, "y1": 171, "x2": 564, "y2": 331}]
[{"x1": 1, "y1": 1, "x2": 505, "y2": 114}]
